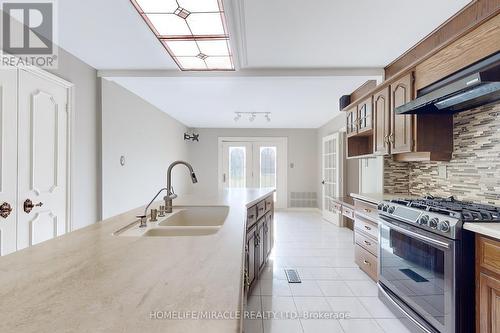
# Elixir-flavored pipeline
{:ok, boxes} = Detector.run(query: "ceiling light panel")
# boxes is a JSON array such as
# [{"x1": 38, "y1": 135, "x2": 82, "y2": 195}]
[{"x1": 131, "y1": 0, "x2": 234, "y2": 71}]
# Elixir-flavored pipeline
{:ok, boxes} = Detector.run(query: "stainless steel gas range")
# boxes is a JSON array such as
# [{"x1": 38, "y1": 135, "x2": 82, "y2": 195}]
[{"x1": 377, "y1": 196, "x2": 500, "y2": 333}]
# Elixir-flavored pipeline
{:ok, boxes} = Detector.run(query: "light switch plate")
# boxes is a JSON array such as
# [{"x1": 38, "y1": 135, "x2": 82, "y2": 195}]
[{"x1": 438, "y1": 165, "x2": 447, "y2": 179}]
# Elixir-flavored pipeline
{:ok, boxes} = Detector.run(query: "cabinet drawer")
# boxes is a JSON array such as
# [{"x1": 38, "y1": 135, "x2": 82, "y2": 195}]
[
  {"x1": 247, "y1": 205, "x2": 257, "y2": 229},
  {"x1": 355, "y1": 244, "x2": 378, "y2": 281},
  {"x1": 342, "y1": 206, "x2": 354, "y2": 220},
  {"x1": 265, "y1": 196, "x2": 273, "y2": 212},
  {"x1": 331, "y1": 201, "x2": 342, "y2": 213},
  {"x1": 477, "y1": 236, "x2": 500, "y2": 276},
  {"x1": 355, "y1": 231, "x2": 378, "y2": 256},
  {"x1": 354, "y1": 215, "x2": 378, "y2": 240},
  {"x1": 256, "y1": 200, "x2": 266, "y2": 219},
  {"x1": 354, "y1": 199, "x2": 379, "y2": 221}
]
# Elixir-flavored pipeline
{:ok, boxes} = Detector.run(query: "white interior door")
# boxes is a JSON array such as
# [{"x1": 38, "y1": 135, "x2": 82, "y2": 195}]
[
  {"x1": 321, "y1": 133, "x2": 342, "y2": 225},
  {"x1": 221, "y1": 138, "x2": 287, "y2": 208},
  {"x1": 0, "y1": 68, "x2": 18, "y2": 255},
  {"x1": 17, "y1": 69, "x2": 70, "y2": 249}
]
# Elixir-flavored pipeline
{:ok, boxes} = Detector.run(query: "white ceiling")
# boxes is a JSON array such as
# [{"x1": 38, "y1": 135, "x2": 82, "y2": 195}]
[
  {"x1": 56, "y1": 0, "x2": 471, "y2": 128},
  {"x1": 57, "y1": 0, "x2": 471, "y2": 70},
  {"x1": 239, "y1": 0, "x2": 472, "y2": 68},
  {"x1": 108, "y1": 75, "x2": 380, "y2": 128}
]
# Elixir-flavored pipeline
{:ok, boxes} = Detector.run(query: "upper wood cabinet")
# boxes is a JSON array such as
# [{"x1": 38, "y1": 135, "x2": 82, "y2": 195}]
[
  {"x1": 346, "y1": 108, "x2": 358, "y2": 137},
  {"x1": 357, "y1": 97, "x2": 373, "y2": 135},
  {"x1": 390, "y1": 73, "x2": 414, "y2": 154},
  {"x1": 373, "y1": 87, "x2": 390, "y2": 155}
]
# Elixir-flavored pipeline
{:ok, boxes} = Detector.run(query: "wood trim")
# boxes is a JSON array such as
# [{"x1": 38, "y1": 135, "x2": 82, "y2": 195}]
[
  {"x1": 385, "y1": 0, "x2": 500, "y2": 79},
  {"x1": 349, "y1": 80, "x2": 378, "y2": 105},
  {"x1": 415, "y1": 14, "x2": 500, "y2": 90},
  {"x1": 393, "y1": 151, "x2": 452, "y2": 162}
]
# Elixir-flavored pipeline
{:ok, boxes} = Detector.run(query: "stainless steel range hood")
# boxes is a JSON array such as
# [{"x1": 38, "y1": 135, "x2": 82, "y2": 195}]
[{"x1": 396, "y1": 52, "x2": 500, "y2": 115}]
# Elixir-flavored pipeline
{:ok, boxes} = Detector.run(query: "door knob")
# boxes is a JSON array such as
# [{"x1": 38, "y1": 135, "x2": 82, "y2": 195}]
[
  {"x1": 0, "y1": 202, "x2": 13, "y2": 218},
  {"x1": 24, "y1": 199, "x2": 43, "y2": 214},
  {"x1": 321, "y1": 180, "x2": 325, "y2": 185}
]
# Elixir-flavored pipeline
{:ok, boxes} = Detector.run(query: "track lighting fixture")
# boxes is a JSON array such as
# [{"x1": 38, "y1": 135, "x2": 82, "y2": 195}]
[{"x1": 233, "y1": 112, "x2": 272, "y2": 123}]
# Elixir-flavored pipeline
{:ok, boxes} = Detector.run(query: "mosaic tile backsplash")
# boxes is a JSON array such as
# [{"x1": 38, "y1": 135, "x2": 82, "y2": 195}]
[{"x1": 384, "y1": 102, "x2": 500, "y2": 205}]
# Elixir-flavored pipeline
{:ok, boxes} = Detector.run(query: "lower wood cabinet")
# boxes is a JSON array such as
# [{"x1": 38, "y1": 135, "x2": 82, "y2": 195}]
[
  {"x1": 353, "y1": 198, "x2": 379, "y2": 282},
  {"x1": 354, "y1": 244, "x2": 378, "y2": 281},
  {"x1": 476, "y1": 235, "x2": 500, "y2": 333},
  {"x1": 245, "y1": 195, "x2": 274, "y2": 295}
]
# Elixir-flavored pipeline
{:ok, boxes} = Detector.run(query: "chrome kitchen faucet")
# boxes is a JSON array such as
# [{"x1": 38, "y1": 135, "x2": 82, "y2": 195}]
[
  {"x1": 165, "y1": 161, "x2": 198, "y2": 213},
  {"x1": 137, "y1": 161, "x2": 197, "y2": 227}
]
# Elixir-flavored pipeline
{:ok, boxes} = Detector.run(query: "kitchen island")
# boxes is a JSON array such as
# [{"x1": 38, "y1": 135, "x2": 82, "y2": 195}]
[{"x1": 0, "y1": 188, "x2": 275, "y2": 333}]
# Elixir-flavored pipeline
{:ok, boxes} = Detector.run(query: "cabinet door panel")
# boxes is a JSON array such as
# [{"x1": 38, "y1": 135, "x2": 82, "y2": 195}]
[
  {"x1": 357, "y1": 97, "x2": 373, "y2": 134},
  {"x1": 390, "y1": 73, "x2": 414, "y2": 154},
  {"x1": 247, "y1": 227, "x2": 256, "y2": 287},
  {"x1": 373, "y1": 87, "x2": 390, "y2": 155},
  {"x1": 266, "y1": 213, "x2": 274, "y2": 258},
  {"x1": 479, "y1": 272, "x2": 500, "y2": 333},
  {"x1": 346, "y1": 109, "x2": 358, "y2": 137},
  {"x1": 257, "y1": 220, "x2": 265, "y2": 272}
]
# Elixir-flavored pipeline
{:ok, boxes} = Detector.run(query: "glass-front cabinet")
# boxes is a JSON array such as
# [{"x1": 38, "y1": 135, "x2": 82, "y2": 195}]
[
  {"x1": 357, "y1": 97, "x2": 373, "y2": 134},
  {"x1": 346, "y1": 108, "x2": 358, "y2": 137}
]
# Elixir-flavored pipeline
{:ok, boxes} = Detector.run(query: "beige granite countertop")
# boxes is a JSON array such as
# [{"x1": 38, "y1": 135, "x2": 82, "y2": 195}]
[
  {"x1": 464, "y1": 223, "x2": 500, "y2": 240},
  {"x1": 0, "y1": 188, "x2": 274, "y2": 333}
]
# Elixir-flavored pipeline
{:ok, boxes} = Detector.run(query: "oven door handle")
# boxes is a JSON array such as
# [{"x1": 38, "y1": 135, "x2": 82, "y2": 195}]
[
  {"x1": 378, "y1": 284, "x2": 434, "y2": 333},
  {"x1": 379, "y1": 218, "x2": 451, "y2": 249}
]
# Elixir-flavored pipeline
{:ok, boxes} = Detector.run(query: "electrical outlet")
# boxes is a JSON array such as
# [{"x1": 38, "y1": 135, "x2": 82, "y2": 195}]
[{"x1": 438, "y1": 165, "x2": 447, "y2": 179}]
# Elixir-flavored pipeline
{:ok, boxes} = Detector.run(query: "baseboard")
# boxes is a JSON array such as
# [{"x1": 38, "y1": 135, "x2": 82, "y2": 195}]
[{"x1": 276, "y1": 207, "x2": 321, "y2": 213}]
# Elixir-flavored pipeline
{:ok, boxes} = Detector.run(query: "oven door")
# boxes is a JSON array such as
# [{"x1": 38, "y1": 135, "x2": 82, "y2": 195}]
[{"x1": 378, "y1": 216, "x2": 456, "y2": 333}]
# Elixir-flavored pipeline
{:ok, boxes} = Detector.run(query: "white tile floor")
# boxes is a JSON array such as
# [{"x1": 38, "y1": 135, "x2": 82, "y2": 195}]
[{"x1": 244, "y1": 211, "x2": 413, "y2": 333}]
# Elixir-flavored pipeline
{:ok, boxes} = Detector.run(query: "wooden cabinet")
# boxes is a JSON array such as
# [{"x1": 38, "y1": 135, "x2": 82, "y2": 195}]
[
  {"x1": 244, "y1": 195, "x2": 275, "y2": 295},
  {"x1": 390, "y1": 73, "x2": 414, "y2": 154},
  {"x1": 245, "y1": 224, "x2": 257, "y2": 292},
  {"x1": 257, "y1": 218, "x2": 265, "y2": 271},
  {"x1": 476, "y1": 235, "x2": 500, "y2": 333},
  {"x1": 346, "y1": 108, "x2": 358, "y2": 137},
  {"x1": 373, "y1": 87, "x2": 391, "y2": 155},
  {"x1": 353, "y1": 198, "x2": 379, "y2": 282},
  {"x1": 355, "y1": 244, "x2": 378, "y2": 281},
  {"x1": 264, "y1": 212, "x2": 274, "y2": 259},
  {"x1": 357, "y1": 97, "x2": 373, "y2": 135}
]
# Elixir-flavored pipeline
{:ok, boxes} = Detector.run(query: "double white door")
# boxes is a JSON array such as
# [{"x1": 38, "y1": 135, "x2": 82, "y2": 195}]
[
  {"x1": 0, "y1": 67, "x2": 70, "y2": 255},
  {"x1": 221, "y1": 139, "x2": 287, "y2": 208}
]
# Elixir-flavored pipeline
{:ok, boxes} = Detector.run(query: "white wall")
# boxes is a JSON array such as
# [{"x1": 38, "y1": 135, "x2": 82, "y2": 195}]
[
  {"x1": 48, "y1": 48, "x2": 100, "y2": 230},
  {"x1": 359, "y1": 157, "x2": 384, "y2": 194},
  {"x1": 101, "y1": 80, "x2": 192, "y2": 219},
  {"x1": 188, "y1": 128, "x2": 318, "y2": 205},
  {"x1": 317, "y1": 113, "x2": 360, "y2": 210}
]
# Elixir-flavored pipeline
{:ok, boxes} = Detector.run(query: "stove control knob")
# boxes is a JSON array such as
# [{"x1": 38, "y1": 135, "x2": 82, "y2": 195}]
[
  {"x1": 429, "y1": 218, "x2": 439, "y2": 229},
  {"x1": 438, "y1": 221, "x2": 450, "y2": 233},
  {"x1": 388, "y1": 206, "x2": 395, "y2": 214},
  {"x1": 377, "y1": 203, "x2": 384, "y2": 211},
  {"x1": 383, "y1": 204, "x2": 389, "y2": 212},
  {"x1": 418, "y1": 215, "x2": 429, "y2": 225}
]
